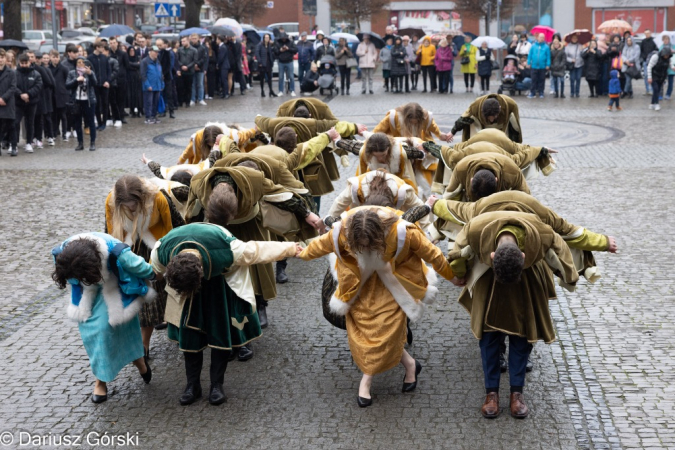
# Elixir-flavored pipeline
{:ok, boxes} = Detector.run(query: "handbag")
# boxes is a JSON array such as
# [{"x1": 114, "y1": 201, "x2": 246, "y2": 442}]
[
  {"x1": 491, "y1": 60, "x2": 500, "y2": 71},
  {"x1": 565, "y1": 61, "x2": 575, "y2": 71},
  {"x1": 415, "y1": 53, "x2": 422, "y2": 65},
  {"x1": 259, "y1": 200, "x2": 301, "y2": 238},
  {"x1": 460, "y1": 56, "x2": 470, "y2": 65},
  {"x1": 626, "y1": 64, "x2": 642, "y2": 80},
  {"x1": 346, "y1": 57, "x2": 358, "y2": 68},
  {"x1": 321, "y1": 268, "x2": 346, "y2": 330}
]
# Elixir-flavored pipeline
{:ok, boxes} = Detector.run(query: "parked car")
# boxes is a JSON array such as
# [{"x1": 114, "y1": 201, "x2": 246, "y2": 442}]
[
  {"x1": 267, "y1": 22, "x2": 299, "y2": 40},
  {"x1": 139, "y1": 24, "x2": 160, "y2": 34},
  {"x1": 38, "y1": 43, "x2": 67, "y2": 54},
  {"x1": 59, "y1": 28, "x2": 97, "y2": 45},
  {"x1": 151, "y1": 33, "x2": 180, "y2": 44},
  {"x1": 22, "y1": 30, "x2": 61, "y2": 51}
]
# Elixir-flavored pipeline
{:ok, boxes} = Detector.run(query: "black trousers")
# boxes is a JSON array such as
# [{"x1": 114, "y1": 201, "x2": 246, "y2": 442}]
[
  {"x1": 231, "y1": 69, "x2": 246, "y2": 94},
  {"x1": 207, "y1": 67, "x2": 216, "y2": 98},
  {"x1": 94, "y1": 86, "x2": 109, "y2": 126},
  {"x1": 587, "y1": 79, "x2": 598, "y2": 96},
  {"x1": 15, "y1": 103, "x2": 37, "y2": 144},
  {"x1": 259, "y1": 66, "x2": 274, "y2": 94},
  {"x1": 464, "y1": 73, "x2": 475, "y2": 88},
  {"x1": 0, "y1": 118, "x2": 17, "y2": 148},
  {"x1": 338, "y1": 65, "x2": 351, "y2": 92},
  {"x1": 184, "y1": 348, "x2": 231, "y2": 386},
  {"x1": 35, "y1": 112, "x2": 53, "y2": 140},
  {"x1": 480, "y1": 75, "x2": 490, "y2": 91},
  {"x1": 178, "y1": 72, "x2": 194, "y2": 106},
  {"x1": 219, "y1": 68, "x2": 229, "y2": 97},
  {"x1": 52, "y1": 107, "x2": 67, "y2": 138},
  {"x1": 421, "y1": 65, "x2": 436, "y2": 90},
  {"x1": 110, "y1": 83, "x2": 127, "y2": 121},
  {"x1": 411, "y1": 70, "x2": 419, "y2": 89}
]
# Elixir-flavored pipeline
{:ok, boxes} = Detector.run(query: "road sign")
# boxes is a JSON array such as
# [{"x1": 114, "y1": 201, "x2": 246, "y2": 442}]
[
  {"x1": 266, "y1": 1, "x2": 274, "y2": 7},
  {"x1": 155, "y1": 3, "x2": 179, "y2": 17}
]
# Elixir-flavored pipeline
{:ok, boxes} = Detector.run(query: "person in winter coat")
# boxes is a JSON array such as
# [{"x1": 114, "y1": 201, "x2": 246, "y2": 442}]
[
  {"x1": 216, "y1": 35, "x2": 231, "y2": 99},
  {"x1": 273, "y1": 32, "x2": 298, "y2": 96},
  {"x1": 621, "y1": 36, "x2": 641, "y2": 98},
  {"x1": 409, "y1": 35, "x2": 421, "y2": 89},
  {"x1": 49, "y1": 49, "x2": 69, "y2": 142},
  {"x1": 390, "y1": 37, "x2": 408, "y2": 94},
  {"x1": 297, "y1": 32, "x2": 315, "y2": 84},
  {"x1": 549, "y1": 40, "x2": 566, "y2": 98},
  {"x1": 527, "y1": 33, "x2": 551, "y2": 98},
  {"x1": 87, "y1": 41, "x2": 111, "y2": 131},
  {"x1": 515, "y1": 34, "x2": 531, "y2": 58},
  {"x1": 103, "y1": 46, "x2": 121, "y2": 127},
  {"x1": 659, "y1": 35, "x2": 675, "y2": 99},
  {"x1": 417, "y1": 36, "x2": 436, "y2": 92},
  {"x1": 607, "y1": 69, "x2": 622, "y2": 111},
  {"x1": 356, "y1": 34, "x2": 379, "y2": 94},
  {"x1": 190, "y1": 34, "x2": 208, "y2": 105},
  {"x1": 582, "y1": 40, "x2": 603, "y2": 97},
  {"x1": 255, "y1": 34, "x2": 276, "y2": 97},
  {"x1": 604, "y1": 43, "x2": 625, "y2": 94},
  {"x1": 458, "y1": 35, "x2": 477, "y2": 92},
  {"x1": 0, "y1": 49, "x2": 17, "y2": 156},
  {"x1": 155, "y1": 38, "x2": 175, "y2": 119},
  {"x1": 315, "y1": 37, "x2": 335, "y2": 63},
  {"x1": 434, "y1": 38, "x2": 454, "y2": 94},
  {"x1": 380, "y1": 38, "x2": 393, "y2": 92},
  {"x1": 14, "y1": 53, "x2": 42, "y2": 153},
  {"x1": 141, "y1": 46, "x2": 165, "y2": 124},
  {"x1": 31, "y1": 51, "x2": 55, "y2": 149},
  {"x1": 640, "y1": 30, "x2": 658, "y2": 94},
  {"x1": 335, "y1": 37, "x2": 353, "y2": 95},
  {"x1": 507, "y1": 34, "x2": 519, "y2": 56},
  {"x1": 65, "y1": 57, "x2": 97, "y2": 151},
  {"x1": 226, "y1": 36, "x2": 246, "y2": 96},
  {"x1": 126, "y1": 45, "x2": 143, "y2": 117},
  {"x1": 564, "y1": 35, "x2": 584, "y2": 97},
  {"x1": 476, "y1": 42, "x2": 493, "y2": 95},
  {"x1": 176, "y1": 36, "x2": 198, "y2": 107},
  {"x1": 110, "y1": 38, "x2": 130, "y2": 124},
  {"x1": 647, "y1": 47, "x2": 673, "y2": 110},
  {"x1": 300, "y1": 61, "x2": 320, "y2": 94}
]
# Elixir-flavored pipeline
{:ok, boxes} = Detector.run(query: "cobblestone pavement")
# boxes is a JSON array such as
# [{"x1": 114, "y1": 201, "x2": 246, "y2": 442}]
[{"x1": 0, "y1": 77, "x2": 673, "y2": 449}]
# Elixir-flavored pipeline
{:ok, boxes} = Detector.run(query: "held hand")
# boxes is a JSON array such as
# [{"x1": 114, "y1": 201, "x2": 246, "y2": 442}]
[
  {"x1": 154, "y1": 272, "x2": 164, "y2": 282},
  {"x1": 547, "y1": 148, "x2": 558, "y2": 154},
  {"x1": 326, "y1": 127, "x2": 340, "y2": 141},
  {"x1": 215, "y1": 134, "x2": 224, "y2": 146},
  {"x1": 141, "y1": 153, "x2": 150, "y2": 164},
  {"x1": 440, "y1": 132, "x2": 453, "y2": 143},
  {"x1": 426, "y1": 195, "x2": 439, "y2": 209},
  {"x1": 103, "y1": 82, "x2": 109, "y2": 88},
  {"x1": 607, "y1": 236, "x2": 618, "y2": 253},
  {"x1": 357, "y1": 124, "x2": 368, "y2": 135},
  {"x1": 416, "y1": 142, "x2": 425, "y2": 152},
  {"x1": 294, "y1": 243, "x2": 304, "y2": 257},
  {"x1": 450, "y1": 276, "x2": 466, "y2": 287}
]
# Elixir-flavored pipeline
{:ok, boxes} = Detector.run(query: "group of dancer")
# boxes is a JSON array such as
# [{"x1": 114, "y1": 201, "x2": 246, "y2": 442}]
[{"x1": 52, "y1": 94, "x2": 617, "y2": 418}]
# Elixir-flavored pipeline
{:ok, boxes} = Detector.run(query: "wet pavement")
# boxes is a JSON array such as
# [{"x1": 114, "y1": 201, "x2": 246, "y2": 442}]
[{"x1": 0, "y1": 76, "x2": 673, "y2": 449}]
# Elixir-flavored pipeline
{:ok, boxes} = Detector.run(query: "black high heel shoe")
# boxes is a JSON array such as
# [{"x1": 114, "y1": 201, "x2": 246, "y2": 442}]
[
  {"x1": 141, "y1": 362, "x2": 152, "y2": 384},
  {"x1": 91, "y1": 385, "x2": 108, "y2": 404},
  {"x1": 357, "y1": 396, "x2": 372, "y2": 408},
  {"x1": 402, "y1": 360, "x2": 422, "y2": 392}
]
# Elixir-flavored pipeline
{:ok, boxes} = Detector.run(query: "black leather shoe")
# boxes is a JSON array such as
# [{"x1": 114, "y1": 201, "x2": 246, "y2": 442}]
[
  {"x1": 141, "y1": 362, "x2": 152, "y2": 384},
  {"x1": 179, "y1": 383, "x2": 202, "y2": 405},
  {"x1": 276, "y1": 260, "x2": 288, "y2": 284},
  {"x1": 154, "y1": 322, "x2": 168, "y2": 330},
  {"x1": 526, "y1": 357, "x2": 534, "y2": 373},
  {"x1": 237, "y1": 345, "x2": 254, "y2": 361},
  {"x1": 75, "y1": 143, "x2": 84, "y2": 151},
  {"x1": 91, "y1": 393, "x2": 108, "y2": 404},
  {"x1": 402, "y1": 360, "x2": 422, "y2": 392},
  {"x1": 169, "y1": 111, "x2": 175, "y2": 119},
  {"x1": 158, "y1": 113, "x2": 167, "y2": 118},
  {"x1": 228, "y1": 348, "x2": 237, "y2": 361},
  {"x1": 209, "y1": 383, "x2": 226, "y2": 405},
  {"x1": 357, "y1": 396, "x2": 372, "y2": 407},
  {"x1": 89, "y1": 144, "x2": 96, "y2": 151}
]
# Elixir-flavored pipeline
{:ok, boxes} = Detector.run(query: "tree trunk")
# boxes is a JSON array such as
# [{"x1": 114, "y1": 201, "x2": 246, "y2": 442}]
[
  {"x1": 4, "y1": 0, "x2": 23, "y2": 41},
  {"x1": 183, "y1": 0, "x2": 204, "y2": 29}
]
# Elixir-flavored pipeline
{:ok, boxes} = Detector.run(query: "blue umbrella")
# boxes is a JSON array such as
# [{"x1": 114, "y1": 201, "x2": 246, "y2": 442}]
[
  {"x1": 180, "y1": 27, "x2": 211, "y2": 37},
  {"x1": 99, "y1": 24, "x2": 135, "y2": 37}
]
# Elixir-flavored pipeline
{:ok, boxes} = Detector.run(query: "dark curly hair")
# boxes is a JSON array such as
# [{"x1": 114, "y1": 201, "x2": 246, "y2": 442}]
[
  {"x1": 470, "y1": 169, "x2": 497, "y2": 200},
  {"x1": 274, "y1": 126, "x2": 298, "y2": 153},
  {"x1": 293, "y1": 105, "x2": 311, "y2": 118},
  {"x1": 481, "y1": 98, "x2": 501, "y2": 120},
  {"x1": 364, "y1": 133, "x2": 393, "y2": 160},
  {"x1": 206, "y1": 183, "x2": 238, "y2": 226},
  {"x1": 170, "y1": 170, "x2": 193, "y2": 187},
  {"x1": 492, "y1": 242, "x2": 524, "y2": 284},
  {"x1": 346, "y1": 209, "x2": 398, "y2": 255},
  {"x1": 52, "y1": 238, "x2": 103, "y2": 289},
  {"x1": 165, "y1": 252, "x2": 203, "y2": 296}
]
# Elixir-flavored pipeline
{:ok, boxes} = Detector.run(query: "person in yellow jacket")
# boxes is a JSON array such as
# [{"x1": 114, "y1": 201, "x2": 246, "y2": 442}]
[
  {"x1": 458, "y1": 35, "x2": 478, "y2": 92},
  {"x1": 298, "y1": 205, "x2": 461, "y2": 407},
  {"x1": 177, "y1": 123, "x2": 267, "y2": 164},
  {"x1": 416, "y1": 36, "x2": 437, "y2": 92},
  {"x1": 355, "y1": 132, "x2": 419, "y2": 194},
  {"x1": 373, "y1": 103, "x2": 452, "y2": 199}
]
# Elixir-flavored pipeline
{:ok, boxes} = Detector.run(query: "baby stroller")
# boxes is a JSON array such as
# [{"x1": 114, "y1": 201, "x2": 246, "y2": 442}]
[
  {"x1": 497, "y1": 54, "x2": 528, "y2": 96},
  {"x1": 318, "y1": 55, "x2": 338, "y2": 96}
]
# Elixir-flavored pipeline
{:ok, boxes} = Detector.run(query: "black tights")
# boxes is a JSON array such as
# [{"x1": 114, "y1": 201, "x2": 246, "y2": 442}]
[
  {"x1": 339, "y1": 65, "x2": 351, "y2": 92},
  {"x1": 587, "y1": 79, "x2": 598, "y2": 96},
  {"x1": 464, "y1": 73, "x2": 475, "y2": 88},
  {"x1": 480, "y1": 75, "x2": 490, "y2": 91}
]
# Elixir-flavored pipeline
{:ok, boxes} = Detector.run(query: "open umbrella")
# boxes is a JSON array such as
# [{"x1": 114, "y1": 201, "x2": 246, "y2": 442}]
[
  {"x1": 431, "y1": 30, "x2": 464, "y2": 42},
  {"x1": 531, "y1": 25, "x2": 556, "y2": 42},
  {"x1": 397, "y1": 28, "x2": 425, "y2": 39},
  {"x1": 209, "y1": 26, "x2": 236, "y2": 38},
  {"x1": 99, "y1": 24, "x2": 135, "y2": 37},
  {"x1": 0, "y1": 39, "x2": 28, "y2": 50},
  {"x1": 564, "y1": 29, "x2": 593, "y2": 45},
  {"x1": 180, "y1": 27, "x2": 211, "y2": 37},
  {"x1": 655, "y1": 30, "x2": 675, "y2": 47},
  {"x1": 214, "y1": 18, "x2": 243, "y2": 37},
  {"x1": 330, "y1": 32, "x2": 359, "y2": 44},
  {"x1": 357, "y1": 31, "x2": 385, "y2": 49},
  {"x1": 597, "y1": 19, "x2": 632, "y2": 35},
  {"x1": 471, "y1": 36, "x2": 506, "y2": 49}
]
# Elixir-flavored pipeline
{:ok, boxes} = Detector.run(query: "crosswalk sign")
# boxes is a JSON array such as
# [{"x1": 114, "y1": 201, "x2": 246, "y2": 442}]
[{"x1": 155, "y1": 3, "x2": 170, "y2": 17}]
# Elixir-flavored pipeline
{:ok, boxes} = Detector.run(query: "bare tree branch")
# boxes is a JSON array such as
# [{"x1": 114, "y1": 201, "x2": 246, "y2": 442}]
[
  {"x1": 209, "y1": 0, "x2": 270, "y2": 23},
  {"x1": 329, "y1": 0, "x2": 391, "y2": 30}
]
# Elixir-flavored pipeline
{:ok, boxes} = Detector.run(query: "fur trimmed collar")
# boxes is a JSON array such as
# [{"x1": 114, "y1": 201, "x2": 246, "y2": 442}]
[{"x1": 368, "y1": 141, "x2": 402, "y2": 176}]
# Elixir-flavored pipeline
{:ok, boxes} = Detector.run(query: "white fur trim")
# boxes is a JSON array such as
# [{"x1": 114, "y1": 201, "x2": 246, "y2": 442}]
[
  {"x1": 329, "y1": 295, "x2": 352, "y2": 316},
  {"x1": 421, "y1": 268, "x2": 438, "y2": 305},
  {"x1": 414, "y1": 170, "x2": 431, "y2": 200}
]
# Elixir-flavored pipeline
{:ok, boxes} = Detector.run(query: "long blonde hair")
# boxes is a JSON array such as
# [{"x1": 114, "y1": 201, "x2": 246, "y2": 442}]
[{"x1": 110, "y1": 175, "x2": 159, "y2": 243}]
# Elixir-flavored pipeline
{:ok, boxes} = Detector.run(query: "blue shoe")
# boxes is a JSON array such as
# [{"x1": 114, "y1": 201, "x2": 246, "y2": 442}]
[
  {"x1": 539, "y1": 94, "x2": 544, "y2": 99},
  {"x1": 527, "y1": 94, "x2": 535, "y2": 99}
]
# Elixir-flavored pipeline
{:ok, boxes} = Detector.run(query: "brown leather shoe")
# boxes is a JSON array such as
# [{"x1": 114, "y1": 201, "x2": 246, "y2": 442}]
[
  {"x1": 510, "y1": 392, "x2": 529, "y2": 418},
  {"x1": 481, "y1": 392, "x2": 500, "y2": 418}
]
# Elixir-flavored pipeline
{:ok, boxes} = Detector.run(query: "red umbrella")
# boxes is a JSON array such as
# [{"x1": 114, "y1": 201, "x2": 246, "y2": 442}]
[
  {"x1": 597, "y1": 19, "x2": 632, "y2": 35},
  {"x1": 531, "y1": 25, "x2": 556, "y2": 42},
  {"x1": 564, "y1": 29, "x2": 593, "y2": 46}
]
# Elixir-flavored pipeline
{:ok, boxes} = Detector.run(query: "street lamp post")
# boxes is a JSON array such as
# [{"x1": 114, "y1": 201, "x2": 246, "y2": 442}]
[{"x1": 51, "y1": 1, "x2": 58, "y2": 48}]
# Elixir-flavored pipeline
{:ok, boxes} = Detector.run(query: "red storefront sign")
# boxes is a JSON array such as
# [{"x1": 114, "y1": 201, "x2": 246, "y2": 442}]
[
  {"x1": 45, "y1": 1, "x2": 64, "y2": 10},
  {"x1": 594, "y1": 8, "x2": 667, "y2": 34}
]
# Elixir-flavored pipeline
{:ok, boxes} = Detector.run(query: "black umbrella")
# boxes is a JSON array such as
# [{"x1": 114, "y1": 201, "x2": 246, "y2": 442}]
[
  {"x1": 244, "y1": 29, "x2": 261, "y2": 45},
  {"x1": 357, "y1": 31, "x2": 385, "y2": 49},
  {"x1": 397, "y1": 28, "x2": 425, "y2": 39},
  {"x1": 0, "y1": 39, "x2": 28, "y2": 50},
  {"x1": 209, "y1": 26, "x2": 235, "y2": 38},
  {"x1": 453, "y1": 33, "x2": 477, "y2": 51}
]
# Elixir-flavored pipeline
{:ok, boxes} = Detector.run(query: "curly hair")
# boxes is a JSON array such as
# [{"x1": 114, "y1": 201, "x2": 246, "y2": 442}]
[
  {"x1": 364, "y1": 171, "x2": 395, "y2": 208},
  {"x1": 364, "y1": 133, "x2": 393, "y2": 160},
  {"x1": 492, "y1": 242, "x2": 524, "y2": 284},
  {"x1": 52, "y1": 238, "x2": 103, "y2": 289},
  {"x1": 170, "y1": 170, "x2": 193, "y2": 187},
  {"x1": 274, "y1": 126, "x2": 298, "y2": 153},
  {"x1": 201, "y1": 125, "x2": 223, "y2": 160},
  {"x1": 293, "y1": 105, "x2": 311, "y2": 118},
  {"x1": 346, "y1": 209, "x2": 398, "y2": 255},
  {"x1": 206, "y1": 183, "x2": 238, "y2": 226},
  {"x1": 470, "y1": 169, "x2": 497, "y2": 200},
  {"x1": 481, "y1": 98, "x2": 501, "y2": 120},
  {"x1": 165, "y1": 252, "x2": 203, "y2": 296}
]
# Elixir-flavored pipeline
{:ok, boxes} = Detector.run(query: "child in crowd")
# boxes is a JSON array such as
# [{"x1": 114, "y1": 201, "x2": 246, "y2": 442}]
[
  {"x1": 607, "y1": 70, "x2": 622, "y2": 111},
  {"x1": 502, "y1": 59, "x2": 519, "y2": 81}
]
